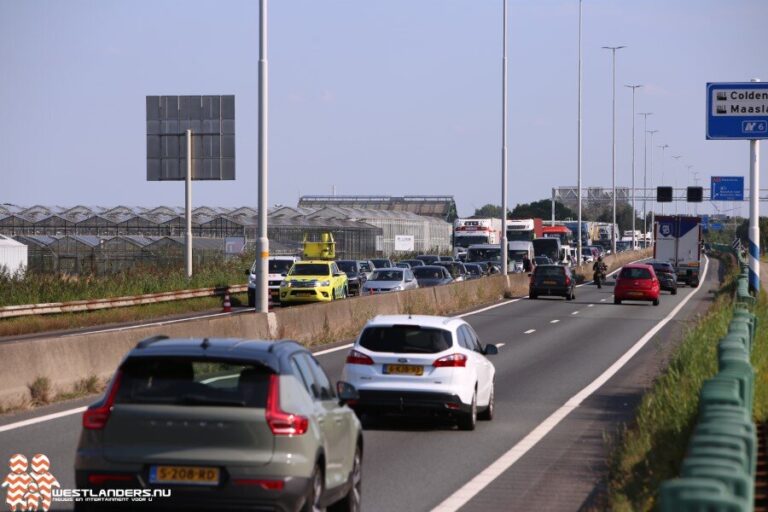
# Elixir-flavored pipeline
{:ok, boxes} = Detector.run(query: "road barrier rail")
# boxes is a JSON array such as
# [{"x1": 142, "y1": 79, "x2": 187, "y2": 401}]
[
  {"x1": 0, "y1": 285, "x2": 248, "y2": 319},
  {"x1": 659, "y1": 250, "x2": 758, "y2": 511}
]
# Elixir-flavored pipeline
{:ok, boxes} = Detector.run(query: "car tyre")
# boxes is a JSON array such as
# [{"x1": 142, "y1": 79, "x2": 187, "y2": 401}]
[
  {"x1": 458, "y1": 391, "x2": 477, "y2": 431},
  {"x1": 653, "y1": 298, "x2": 660, "y2": 306},
  {"x1": 329, "y1": 445, "x2": 362, "y2": 512},
  {"x1": 302, "y1": 464, "x2": 324, "y2": 512},
  {"x1": 478, "y1": 383, "x2": 494, "y2": 421},
  {"x1": 614, "y1": 297, "x2": 621, "y2": 305}
]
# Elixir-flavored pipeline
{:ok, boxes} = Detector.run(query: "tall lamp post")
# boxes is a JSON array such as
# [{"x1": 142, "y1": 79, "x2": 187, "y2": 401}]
[
  {"x1": 576, "y1": 0, "x2": 583, "y2": 265},
  {"x1": 638, "y1": 112, "x2": 653, "y2": 243},
  {"x1": 625, "y1": 84, "x2": 642, "y2": 249},
  {"x1": 255, "y1": 0, "x2": 270, "y2": 313},
  {"x1": 500, "y1": 0, "x2": 509, "y2": 275},
  {"x1": 658, "y1": 143, "x2": 669, "y2": 215},
  {"x1": 602, "y1": 45, "x2": 626, "y2": 254},
  {"x1": 647, "y1": 129, "x2": 659, "y2": 244}
]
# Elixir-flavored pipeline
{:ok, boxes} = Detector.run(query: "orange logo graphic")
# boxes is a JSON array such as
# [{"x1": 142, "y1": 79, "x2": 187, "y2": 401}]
[{"x1": 2, "y1": 454, "x2": 59, "y2": 512}]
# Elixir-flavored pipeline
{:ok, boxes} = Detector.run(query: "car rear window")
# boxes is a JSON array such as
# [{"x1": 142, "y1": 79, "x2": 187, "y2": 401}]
[
  {"x1": 359, "y1": 326, "x2": 453, "y2": 353},
  {"x1": 535, "y1": 266, "x2": 564, "y2": 277},
  {"x1": 414, "y1": 267, "x2": 445, "y2": 279},
  {"x1": 652, "y1": 263, "x2": 673, "y2": 272},
  {"x1": 620, "y1": 267, "x2": 653, "y2": 279},
  {"x1": 115, "y1": 358, "x2": 272, "y2": 407}
]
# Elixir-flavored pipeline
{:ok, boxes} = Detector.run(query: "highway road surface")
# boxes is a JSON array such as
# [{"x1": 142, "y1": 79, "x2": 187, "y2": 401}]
[{"x1": 0, "y1": 256, "x2": 720, "y2": 511}]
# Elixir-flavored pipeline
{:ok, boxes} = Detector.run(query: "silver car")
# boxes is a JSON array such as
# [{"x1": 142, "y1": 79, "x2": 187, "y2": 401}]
[{"x1": 361, "y1": 268, "x2": 418, "y2": 294}]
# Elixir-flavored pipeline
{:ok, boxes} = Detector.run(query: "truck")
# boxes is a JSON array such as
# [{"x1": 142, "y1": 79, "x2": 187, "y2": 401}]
[
  {"x1": 507, "y1": 241, "x2": 535, "y2": 273},
  {"x1": 563, "y1": 221, "x2": 593, "y2": 246},
  {"x1": 542, "y1": 225, "x2": 573, "y2": 247},
  {"x1": 506, "y1": 218, "x2": 544, "y2": 242},
  {"x1": 654, "y1": 215, "x2": 702, "y2": 286},
  {"x1": 453, "y1": 218, "x2": 503, "y2": 259}
]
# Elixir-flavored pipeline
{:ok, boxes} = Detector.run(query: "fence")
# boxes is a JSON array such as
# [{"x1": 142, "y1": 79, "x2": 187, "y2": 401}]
[{"x1": 658, "y1": 247, "x2": 758, "y2": 511}]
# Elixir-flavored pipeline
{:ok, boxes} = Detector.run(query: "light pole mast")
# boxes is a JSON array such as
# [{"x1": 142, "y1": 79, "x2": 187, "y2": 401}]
[
  {"x1": 672, "y1": 155, "x2": 682, "y2": 214},
  {"x1": 658, "y1": 143, "x2": 669, "y2": 215},
  {"x1": 602, "y1": 45, "x2": 626, "y2": 254},
  {"x1": 638, "y1": 112, "x2": 652, "y2": 243},
  {"x1": 500, "y1": 0, "x2": 509, "y2": 275},
  {"x1": 647, "y1": 129, "x2": 658, "y2": 244},
  {"x1": 255, "y1": 0, "x2": 270, "y2": 313},
  {"x1": 625, "y1": 84, "x2": 642, "y2": 249},
  {"x1": 577, "y1": 0, "x2": 583, "y2": 265}
]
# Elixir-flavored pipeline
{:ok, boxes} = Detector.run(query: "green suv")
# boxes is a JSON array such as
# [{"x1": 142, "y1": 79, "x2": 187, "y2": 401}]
[{"x1": 75, "y1": 336, "x2": 363, "y2": 511}]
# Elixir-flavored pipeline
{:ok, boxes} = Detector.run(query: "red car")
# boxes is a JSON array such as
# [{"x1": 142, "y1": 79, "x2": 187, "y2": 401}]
[{"x1": 614, "y1": 263, "x2": 661, "y2": 306}]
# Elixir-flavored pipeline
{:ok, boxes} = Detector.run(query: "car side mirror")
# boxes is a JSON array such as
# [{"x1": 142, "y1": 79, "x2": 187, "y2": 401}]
[
  {"x1": 483, "y1": 344, "x2": 499, "y2": 356},
  {"x1": 336, "y1": 381, "x2": 359, "y2": 405}
]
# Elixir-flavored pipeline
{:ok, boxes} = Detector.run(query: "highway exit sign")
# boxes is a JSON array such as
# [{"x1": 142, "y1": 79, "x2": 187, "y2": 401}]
[{"x1": 707, "y1": 82, "x2": 768, "y2": 139}]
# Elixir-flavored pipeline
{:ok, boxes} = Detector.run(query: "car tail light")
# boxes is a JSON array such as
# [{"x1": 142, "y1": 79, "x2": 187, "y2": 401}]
[
  {"x1": 266, "y1": 374, "x2": 309, "y2": 436},
  {"x1": 565, "y1": 276, "x2": 571, "y2": 286},
  {"x1": 233, "y1": 478, "x2": 285, "y2": 490},
  {"x1": 346, "y1": 349, "x2": 374, "y2": 365},
  {"x1": 83, "y1": 370, "x2": 123, "y2": 430},
  {"x1": 433, "y1": 353, "x2": 467, "y2": 368},
  {"x1": 88, "y1": 473, "x2": 134, "y2": 486}
]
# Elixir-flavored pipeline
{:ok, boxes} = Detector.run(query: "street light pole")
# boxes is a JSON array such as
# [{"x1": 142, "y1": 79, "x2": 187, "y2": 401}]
[
  {"x1": 625, "y1": 84, "x2": 642, "y2": 249},
  {"x1": 672, "y1": 155, "x2": 682, "y2": 214},
  {"x1": 500, "y1": 0, "x2": 508, "y2": 275},
  {"x1": 602, "y1": 45, "x2": 626, "y2": 255},
  {"x1": 255, "y1": 0, "x2": 270, "y2": 313},
  {"x1": 638, "y1": 112, "x2": 652, "y2": 244},
  {"x1": 658, "y1": 143, "x2": 669, "y2": 216},
  {"x1": 577, "y1": 0, "x2": 583, "y2": 265},
  {"x1": 647, "y1": 129, "x2": 658, "y2": 244}
]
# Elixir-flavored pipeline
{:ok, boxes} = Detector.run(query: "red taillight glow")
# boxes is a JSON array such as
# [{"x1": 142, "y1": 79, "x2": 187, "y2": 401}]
[
  {"x1": 565, "y1": 276, "x2": 571, "y2": 286},
  {"x1": 82, "y1": 370, "x2": 123, "y2": 430},
  {"x1": 88, "y1": 473, "x2": 133, "y2": 486},
  {"x1": 266, "y1": 374, "x2": 309, "y2": 436},
  {"x1": 346, "y1": 349, "x2": 374, "y2": 365},
  {"x1": 433, "y1": 353, "x2": 467, "y2": 368},
  {"x1": 233, "y1": 478, "x2": 285, "y2": 490}
]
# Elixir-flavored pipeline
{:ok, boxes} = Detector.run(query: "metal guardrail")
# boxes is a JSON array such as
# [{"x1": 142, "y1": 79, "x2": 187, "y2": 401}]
[
  {"x1": 0, "y1": 284, "x2": 247, "y2": 319},
  {"x1": 658, "y1": 255, "x2": 758, "y2": 511}
]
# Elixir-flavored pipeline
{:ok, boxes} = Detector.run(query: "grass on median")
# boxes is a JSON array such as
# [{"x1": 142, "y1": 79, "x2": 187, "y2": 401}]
[
  {"x1": 750, "y1": 291, "x2": 768, "y2": 422},
  {"x1": 605, "y1": 264, "x2": 737, "y2": 512},
  {"x1": 0, "y1": 293, "x2": 248, "y2": 338}
]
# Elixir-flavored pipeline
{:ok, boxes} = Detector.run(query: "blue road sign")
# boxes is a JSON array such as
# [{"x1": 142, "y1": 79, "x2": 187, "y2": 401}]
[
  {"x1": 701, "y1": 214, "x2": 709, "y2": 232},
  {"x1": 711, "y1": 176, "x2": 744, "y2": 201},
  {"x1": 707, "y1": 82, "x2": 768, "y2": 140},
  {"x1": 709, "y1": 222, "x2": 723, "y2": 231}
]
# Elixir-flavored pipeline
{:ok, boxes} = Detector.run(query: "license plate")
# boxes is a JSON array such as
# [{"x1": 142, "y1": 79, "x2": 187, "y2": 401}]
[
  {"x1": 628, "y1": 291, "x2": 643, "y2": 296},
  {"x1": 543, "y1": 280, "x2": 557, "y2": 285},
  {"x1": 149, "y1": 465, "x2": 220, "y2": 486},
  {"x1": 384, "y1": 364, "x2": 424, "y2": 376}
]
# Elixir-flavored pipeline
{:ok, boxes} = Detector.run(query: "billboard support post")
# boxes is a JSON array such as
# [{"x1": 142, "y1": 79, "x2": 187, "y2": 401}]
[{"x1": 185, "y1": 129, "x2": 193, "y2": 278}]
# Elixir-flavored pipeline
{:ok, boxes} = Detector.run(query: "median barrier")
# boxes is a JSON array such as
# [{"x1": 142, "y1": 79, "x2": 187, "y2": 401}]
[{"x1": 0, "y1": 249, "x2": 650, "y2": 410}]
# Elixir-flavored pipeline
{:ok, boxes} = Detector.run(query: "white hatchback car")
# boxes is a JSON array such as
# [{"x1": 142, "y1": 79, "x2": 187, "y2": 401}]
[{"x1": 341, "y1": 315, "x2": 497, "y2": 430}]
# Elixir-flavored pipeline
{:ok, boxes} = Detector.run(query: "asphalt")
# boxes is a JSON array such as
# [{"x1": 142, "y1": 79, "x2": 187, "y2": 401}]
[{"x1": 0, "y1": 257, "x2": 720, "y2": 511}]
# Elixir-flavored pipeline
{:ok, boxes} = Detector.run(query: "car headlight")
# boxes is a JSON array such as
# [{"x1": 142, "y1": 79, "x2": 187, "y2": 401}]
[
  {"x1": 393, "y1": 285, "x2": 404, "y2": 291},
  {"x1": 282, "y1": 280, "x2": 292, "y2": 288},
  {"x1": 319, "y1": 280, "x2": 331, "y2": 287}
]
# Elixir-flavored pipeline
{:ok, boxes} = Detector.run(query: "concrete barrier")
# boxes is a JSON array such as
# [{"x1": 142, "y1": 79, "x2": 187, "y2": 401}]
[{"x1": 0, "y1": 249, "x2": 651, "y2": 409}]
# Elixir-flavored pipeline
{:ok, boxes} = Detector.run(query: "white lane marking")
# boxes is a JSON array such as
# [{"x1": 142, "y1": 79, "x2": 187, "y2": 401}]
[
  {"x1": 524, "y1": 329, "x2": 536, "y2": 335},
  {"x1": 313, "y1": 343, "x2": 354, "y2": 356},
  {"x1": 496, "y1": 343, "x2": 506, "y2": 348},
  {"x1": 571, "y1": 311, "x2": 579, "y2": 315},
  {"x1": 0, "y1": 407, "x2": 87, "y2": 434},
  {"x1": 601, "y1": 298, "x2": 607, "y2": 302},
  {"x1": 456, "y1": 298, "x2": 522, "y2": 318},
  {"x1": 588, "y1": 304, "x2": 594, "y2": 308},
  {"x1": 550, "y1": 319, "x2": 559, "y2": 324},
  {"x1": 430, "y1": 255, "x2": 709, "y2": 512}
]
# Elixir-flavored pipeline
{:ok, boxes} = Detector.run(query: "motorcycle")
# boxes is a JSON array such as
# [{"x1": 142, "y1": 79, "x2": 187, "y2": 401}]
[{"x1": 593, "y1": 264, "x2": 607, "y2": 288}]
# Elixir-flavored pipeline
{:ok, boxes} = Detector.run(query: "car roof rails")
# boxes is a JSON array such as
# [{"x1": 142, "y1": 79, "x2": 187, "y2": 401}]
[{"x1": 135, "y1": 335, "x2": 170, "y2": 349}]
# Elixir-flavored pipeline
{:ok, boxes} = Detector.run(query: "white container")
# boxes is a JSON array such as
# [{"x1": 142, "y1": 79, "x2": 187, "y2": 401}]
[{"x1": 0, "y1": 235, "x2": 28, "y2": 276}]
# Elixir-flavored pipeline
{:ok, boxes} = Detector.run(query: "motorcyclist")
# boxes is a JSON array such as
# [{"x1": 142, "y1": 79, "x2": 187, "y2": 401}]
[{"x1": 593, "y1": 256, "x2": 607, "y2": 288}]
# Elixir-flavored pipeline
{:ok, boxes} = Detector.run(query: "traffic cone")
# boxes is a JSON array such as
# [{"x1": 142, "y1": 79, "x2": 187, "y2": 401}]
[{"x1": 222, "y1": 291, "x2": 232, "y2": 313}]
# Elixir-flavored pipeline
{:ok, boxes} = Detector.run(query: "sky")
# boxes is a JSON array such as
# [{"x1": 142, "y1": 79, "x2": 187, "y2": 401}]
[{"x1": 2, "y1": 0, "x2": 768, "y2": 218}]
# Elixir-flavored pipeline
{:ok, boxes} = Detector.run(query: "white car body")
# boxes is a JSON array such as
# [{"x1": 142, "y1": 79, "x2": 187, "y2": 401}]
[{"x1": 341, "y1": 315, "x2": 497, "y2": 429}]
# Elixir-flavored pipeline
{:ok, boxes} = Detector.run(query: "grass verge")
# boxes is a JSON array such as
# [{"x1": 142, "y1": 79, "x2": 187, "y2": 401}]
[
  {"x1": 605, "y1": 262, "x2": 737, "y2": 511},
  {"x1": 750, "y1": 291, "x2": 768, "y2": 421},
  {"x1": 0, "y1": 293, "x2": 247, "y2": 338}
]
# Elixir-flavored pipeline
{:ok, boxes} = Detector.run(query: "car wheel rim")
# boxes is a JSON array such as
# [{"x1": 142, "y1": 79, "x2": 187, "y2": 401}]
[
  {"x1": 351, "y1": 450, "x2": 362, "y2": 511},
  {"x1": 312, "y1": 470, "x2": 323, "y2": 512}
]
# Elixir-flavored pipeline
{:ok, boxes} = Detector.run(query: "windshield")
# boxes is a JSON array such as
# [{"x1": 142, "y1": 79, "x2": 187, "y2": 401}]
[
  {"x1": 414, "y1": 267, "x2": 446, "y2": 279},
  {"x1": 467, "y1": 248, "x2": 501, "y2": 262},
  {"x1": 289, "y1": 263, "x2": 331, "y2": 276},
  {"x1": 455, "y1": 235, "x2": 490, "y2": 247},
  {"x1": 359, "y1": 326, "x2": 453, "y2": 354},
  {"x1": 268, "y1": 260, "x2": 294, "y2": 274},
  {"x1": 359, "y1": 261, "x2": 372, "y2": 272},
  {"x1": 116, "y1": 358, "x2": 270, "y2": 407},
  {"x1": 507, "y1": 230, "x2": 534, "y2": 242},
  {"x1": 336, "y1": 261, "x2": 357, "y2": 273},
  {"x1": 465, "y1": 264, "x2": 482, "y2": 275},
  {"x1": 370, "y1": 270, "x2": 404, "y2": 281}
]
